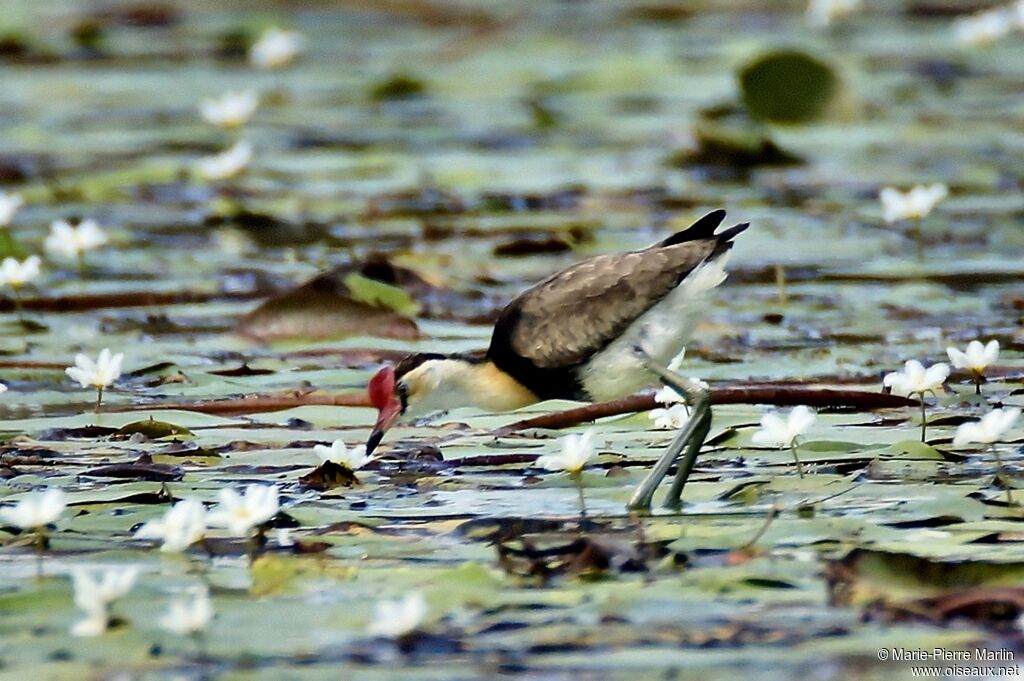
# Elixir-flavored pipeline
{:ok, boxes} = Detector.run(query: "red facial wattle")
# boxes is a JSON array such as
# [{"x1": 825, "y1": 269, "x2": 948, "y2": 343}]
[{"x1": 366, "y1": 366, "x2": 401, "y2": 455}]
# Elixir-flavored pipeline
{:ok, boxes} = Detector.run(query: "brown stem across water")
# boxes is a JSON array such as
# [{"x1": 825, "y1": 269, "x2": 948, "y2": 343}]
[{"x1": 500, "y1": 387, "x2": 918, "y2": 433}]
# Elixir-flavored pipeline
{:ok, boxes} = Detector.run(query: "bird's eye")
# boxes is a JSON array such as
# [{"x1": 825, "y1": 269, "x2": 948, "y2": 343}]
[{"x1": 397, "y1": 382, "x2": 409, "y2": 410}]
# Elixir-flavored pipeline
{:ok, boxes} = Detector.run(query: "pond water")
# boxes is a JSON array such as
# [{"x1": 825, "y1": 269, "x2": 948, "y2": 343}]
[{"x1": 0, "y1": 1, "x2": 1023, "y2": 679}]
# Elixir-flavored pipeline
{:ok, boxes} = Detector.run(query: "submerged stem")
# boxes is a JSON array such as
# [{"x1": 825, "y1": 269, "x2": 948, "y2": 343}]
[
  {"x1": 991, "y1": 445, "x2": 1014, "y2": 506},
  {"x1": 11, "y1": 286, "x2": 23, "y2": 325},
  {"x1": 572, "y1": 472, "x2": 588, "y2": 531},
  {"x1": 95, "y1": 386, "x2": 104, "y2": 414},
  {"x1": 774, "y1": 263, "x2": 787, "y2": 305},
  {"x1": 789, "y1": 441, "x2": 805, "y2": 479},
  {"x1": 741, "y1": 506, "x2": 779, "y2": 552},
  {"x1": 919, "y1": 392, "x2": 927, "y2": 443},
  {"x1": 34, "y1": 527, "x2": 46, "y2": 580}
]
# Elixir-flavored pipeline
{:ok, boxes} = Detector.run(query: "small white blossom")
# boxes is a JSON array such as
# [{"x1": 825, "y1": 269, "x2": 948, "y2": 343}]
[
  {"x1": 71, "y1": 608, "x2": 109, "y2": 637},
  {"x1": 368, "y1": 592, "x2": 427, "y2": 638},
  {"x1": 0, "y1": 383, "x2": 6, "y2": 393},
  {"x1": 44, "y1": 219, "x2": 108, "y2": 260},
  {"x1": 275, "y1": 528, "x2": 294, "y2": 547},
  {"x1": 536, "y1": 430, "x2": 597, "y2": 474},
  {"x1": 199, "y1": 90, "x2": 258, "y2": 128},
  {"x1": 0, "y1": 488, "x2": 66, "y2": 529},
  {"x1": 650, "y1": 403, "x2": 691, "y2": 430},
  {"x1": 953, "y1": 408, "x2": 1021, "y2": 447},
  {"x1": 654, "y1": 385, "x2": 683, "y2": 404},
  {"x1": 135, "y1": 498, "x2": 207, "y2": 552},
  {"x1": 806, "y1": 0, "x2": 862, "y2": 28},
  {"x1": 953, "y1": 8, "x2": 1013, "y2": 46},
  {"x1": 70, "y1": 566, "x2": 139, "y2": 637},
  {"x1": 313, "y1": 439, "x2": 374, "y2": 470},
  {"x1": 947, "y1": 340, "x2": 999, "y2": 374},
  {"x1": 879, "y1": 184, "x2": 948, "y2": 223},
  {"x1": 160, "y1": 587, "x2": 213, "y2": 636},
  {"x1": 752, "y1": 405, "x2": 816, "y2": 448},
  {"x1": 883, "y1": 360, "x2": 950, "y2": 395},
  {"x1": 65, "y1": 348, "x2": 124, "y2": 389},
  {"x1": 197, "y1": 141, "x2": 253, "y2": 182},
  {"x1": 0, "y1": 192, "x2": 24, "y2": 227},
  {"x1": 249, "y1": 27, "x2": 305, "y2": 69},
  {"x1": 206, "y1": 484, "x2": 279, "y2": 536},
  {"x1": 0, "y1": 255, "x2": 41, "y2": 288}
]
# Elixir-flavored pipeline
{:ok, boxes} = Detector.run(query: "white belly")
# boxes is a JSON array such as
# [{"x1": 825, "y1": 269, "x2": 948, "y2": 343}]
[{"x1": 577, "y1": 254, "x2": 729, "y2": 401}]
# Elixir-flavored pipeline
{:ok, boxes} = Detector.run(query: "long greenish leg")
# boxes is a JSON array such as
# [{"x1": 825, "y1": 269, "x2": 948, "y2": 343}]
[
  {"x1": 627, "y1": 349, "x2": 712, "y2": 513},
  {"x1": 662, "y1": 405, "x2": 711, "y2": 509}
]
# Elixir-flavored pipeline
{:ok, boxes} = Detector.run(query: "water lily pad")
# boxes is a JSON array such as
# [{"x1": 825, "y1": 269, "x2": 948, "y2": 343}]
[{"x1": 738, "y1": 50, "x2": 839, "y2": 124}]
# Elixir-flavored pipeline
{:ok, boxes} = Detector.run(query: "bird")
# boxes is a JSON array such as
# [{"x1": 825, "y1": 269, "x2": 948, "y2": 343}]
[{"x1": 365, "y1": 209, "x2": 748, "y2": 456}]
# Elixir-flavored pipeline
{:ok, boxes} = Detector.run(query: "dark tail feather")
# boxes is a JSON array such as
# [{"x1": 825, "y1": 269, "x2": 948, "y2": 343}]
[
  {"x1": 658, "y1": 209, "x2": 727, "y2": 247},
  {"x1": 710, "y1": 222, "x2": 749, "y2": 259}
]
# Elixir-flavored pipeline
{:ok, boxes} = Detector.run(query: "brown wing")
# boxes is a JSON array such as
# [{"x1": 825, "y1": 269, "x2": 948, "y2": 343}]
[{"x1": 491, "y1": 242, "x2": 714, "y2": 370}]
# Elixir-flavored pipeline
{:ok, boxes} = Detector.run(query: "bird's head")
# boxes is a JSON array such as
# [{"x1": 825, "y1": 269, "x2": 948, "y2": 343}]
[{"x1": 365, "y1": 352, "x2": 450, "y2": 455}]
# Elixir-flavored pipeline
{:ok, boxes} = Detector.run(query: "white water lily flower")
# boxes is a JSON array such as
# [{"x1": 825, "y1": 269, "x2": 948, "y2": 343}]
[
  {"x1": 199, "y1": 90, "x2": 258, "y2": 128},
  {"x1": 536, "y1": 430, "x2": 596, "y2": 474},
  {"x1": 654, "y1": 385, "x2": 683, "y2": 404},
  {"x1": 197, "y1": 141, "x2": 253, "y2": 182},
  {"x1": 879, "y1": 184, "x2": 948, "y2": 223},
  {"x1": 70, "y1": 566, "x2": 139, "y2": 636},
  {"x1": 0, "y1": 192, "x2": 24, "y2": 227},
  {"x1": 206, "y1": 484, "x2": 279, "y2": 535},
  {"x1": 249, "y1": 27, "x2": 305, "y2": 69},
  {"x1": 44, "y1": 219, "x2": 108, "y2": 260},
  {"x1": 953, "y1": 8, "x2": 1013, "y2": 46},
  {"x1": 313, "y1": 439, "x2": 374, "y2": 471},
  {"x1": 135, "y1": 498, "x2": 207, "y2": 552},
  {"x1": 368, "y1": 591, "x2": 427, "y2": 638},
  {"x1": 276, "y1": 528, "x2": 294, "y2": 547},
  {"x1": 650, "y1": 403, "x2": 691, "y2": 430},
  {"x1": 65, "y1": 348, "x2": 124, "y2": 389},
  {"x1": 806, "y1": 0, "x2": 862, "y2": 27},
  {"x1": 0, "y1": 488, "x2": 66, "y2": 529},
  {"x1": 71, "y1": 607, "x2": 110, "y2": 637},
  {"x1": 160, "y1": 587, "x2": 213, "y2": 635},
  {"x1": 953, "y1": 408, "x2": 1021, "y2": 447},
  {"x1": 0, "y1": 383, "x2": 6, "y2": 393},
  {"x1": 947, "y1": 340, "x2": 999, "y2": 374},
  {"x1": 752, "y1": 405, "x2": 816, "y2": 448},
  {"x1": 883, "y1": 360, "x2": 950, "y2": 396},
  {"x1": 0, "y1": 255, "x2": 41, "y2": 288}
]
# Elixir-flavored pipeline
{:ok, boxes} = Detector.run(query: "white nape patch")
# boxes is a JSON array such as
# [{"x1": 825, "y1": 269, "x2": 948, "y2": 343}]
[{"x1": 580, "y1": 252, "x2": 730, "y2": 401}]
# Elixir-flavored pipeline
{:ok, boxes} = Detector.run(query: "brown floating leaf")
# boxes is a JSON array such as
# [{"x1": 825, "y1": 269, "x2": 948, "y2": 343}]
[
  {"x1": 825, "y1": 548, "x2": 1024, "y2": 609},
  {"x1": 113, "y1": 419, "x2": 192, "y2": 439},
  {"x1": 83, "y1": 454, "x2": 184, "y2": 482},
  {"x1": 496, "y1": 533, "x2": 667, "y2": 582},
  {"x1": 298, "y1": 461, "x2": 360, "y2": 491},
  {"x1": 877, "y1": 587, "x2": 1024, "y2": 631},
  {"x1": 235, "y1": 255, "x2": 424, "y2": 342},
  {"x1": 669, "y1": 120, "x2": 803, "y2": 171}
]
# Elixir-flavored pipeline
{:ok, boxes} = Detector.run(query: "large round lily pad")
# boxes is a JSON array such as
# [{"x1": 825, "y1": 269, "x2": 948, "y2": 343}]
[{"x1": 738, "y1": 50, "x2": 839, "y2": 124}]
